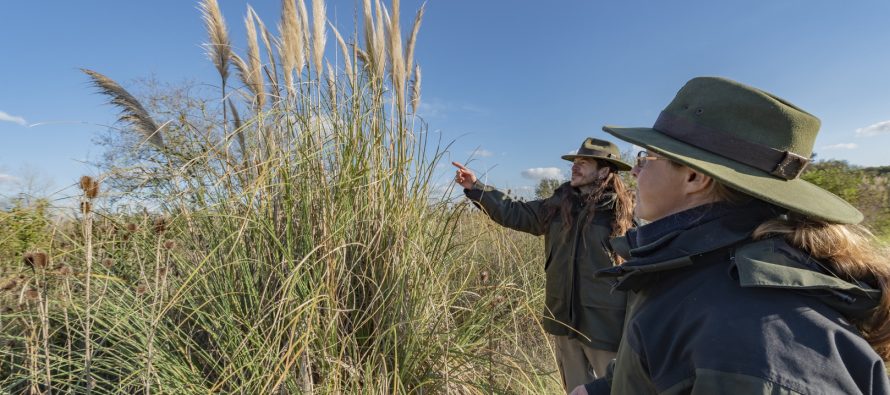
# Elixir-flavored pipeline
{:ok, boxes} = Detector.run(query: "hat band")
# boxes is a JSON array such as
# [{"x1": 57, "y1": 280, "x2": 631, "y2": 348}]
[
  {"x1": 575, "y1": 148, "x2": 615, "y2": 159},
  {"x1": 652, "y1": 112, "x2": 809, "y2": 180}
]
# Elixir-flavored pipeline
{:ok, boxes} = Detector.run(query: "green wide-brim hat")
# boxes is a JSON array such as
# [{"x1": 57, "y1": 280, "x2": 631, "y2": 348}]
[
  {"x1": 603, "y1": 76, "x2": 862, "y2": 224},
  {"x1": 561, "y1": 137, "x2": 632, "y2": 171}
]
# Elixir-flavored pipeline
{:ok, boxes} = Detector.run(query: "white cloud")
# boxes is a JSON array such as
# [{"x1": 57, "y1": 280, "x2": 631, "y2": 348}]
[
  {"x1": 566, "y1": 149, "x2": 578, "y2": 155},
  {"x1": 820, "y1": 143, "x2": 858, "y2": 150},
  {"x1": 521, "y1": 167, "x2": 563, "y2": 180},
  {"x1": 417, "y1": 98, "x2": 488, "y2": 119},
  {"x1": 468, "y1": 148, "x2": 494, "y2": 158},
  {"x1": 0, "y1": 111, "x2": 27, "y2": 126},
  {"x1": 0, "y1": 174, "x2": 18, "y2": 184},
  {"x1": 856, "y1": 120, "x2": 890, "y2": 137}
]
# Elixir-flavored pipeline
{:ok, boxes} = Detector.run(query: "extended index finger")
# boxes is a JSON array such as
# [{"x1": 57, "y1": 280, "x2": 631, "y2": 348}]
[{"x1": 451, "y1": 161, "x2": 469, "y2": 171}]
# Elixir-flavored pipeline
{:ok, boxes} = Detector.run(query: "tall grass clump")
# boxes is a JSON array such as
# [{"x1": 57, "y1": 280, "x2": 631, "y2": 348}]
[{"x1": 1, "y1": 0, "x2": 561, "y2": 393}]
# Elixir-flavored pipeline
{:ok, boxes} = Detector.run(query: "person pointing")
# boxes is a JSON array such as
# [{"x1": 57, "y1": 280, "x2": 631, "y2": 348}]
[{"x1": 452, "y1": 137, "x2": 634, "y2": 393}]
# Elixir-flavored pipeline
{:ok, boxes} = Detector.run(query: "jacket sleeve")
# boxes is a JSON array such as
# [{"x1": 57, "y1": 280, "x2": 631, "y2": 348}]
[
  {"x1": 583, "y1": 358, "x2": 615, "y2": 394},
  {"x1": 463, "y1": 180, "x2": 547, "y2": 236}
]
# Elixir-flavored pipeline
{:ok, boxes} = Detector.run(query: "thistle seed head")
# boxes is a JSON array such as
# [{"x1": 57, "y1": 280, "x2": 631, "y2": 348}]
[
  {"x1": 23, "y1": 252, "x2": 35, "y2": 269},
  {"x1": 1, "y1": 279, "x2": 17, "y2": 292},
  {"x1": 32, "y1": 252, "x2": 48, "y2": 269},
  {"x1": 153, "y1": 217, "x2": 167, "y2": 234},
  {"x1": 480, "y1": 270, "x2": 490, "y2": 285},
  {"x1": 79, "y1": 176, "x2": 100, "y2": 199}
]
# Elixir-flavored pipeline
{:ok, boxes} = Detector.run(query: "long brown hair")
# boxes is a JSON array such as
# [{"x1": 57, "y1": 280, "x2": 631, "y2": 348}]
[
  {"x1": 712, "y1": 182, "x2": 890, "y2": 362},
  {"x1": 546, "y1": 160, "x2": 635, "y2": 263}
]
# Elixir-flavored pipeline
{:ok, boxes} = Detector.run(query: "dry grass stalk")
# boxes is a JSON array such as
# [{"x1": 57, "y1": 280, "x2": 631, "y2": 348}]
[
  {"x1": 387, "y1": 0, "x2": 406, "y2": 114},
  {"x1": 356, "y1": 47, "x2": 370, "y2": 68},
  {"x1": 410, "y1": 64, "x2": 421, "y2": 114},
  {"x1": 279, "y1": 0, "x2": 307, "y2": 94},
  {"x1": 372, "y1": 0, "x2": 387, "y2": 83},
  {"x1": 200, "y1": 0, "x2": 232, "y2": 83},
  {"x1": 297, "y1": 0, "x2": 310, "y2": 61},
  {"x1": 228, "y1": 99, "x2": 247, "y2": 163},
  {"x1": 311, "y1": 0, "x2": 327, "y2": 73},
  {"x1": 240, "y1": 11, "x2": 266, "y2": 109},
  {"x1": 362, "y1": 0, "x2": 387, "y2": 83},
  {"x1": 82, "y1": 69, "x2": 164, "y2": 148},
  {"x1": 329, "y1": 25, "x2": 354, "y2": 83},
  {"x1": 405, "y1": 3, "x2": 425, "y2": 86},
  {"x1": 326, "y1": 61, "x2": 337, "y2": 108},
  {"x1": 250, "y1": 8, "x2": 281, "y2": 102}
]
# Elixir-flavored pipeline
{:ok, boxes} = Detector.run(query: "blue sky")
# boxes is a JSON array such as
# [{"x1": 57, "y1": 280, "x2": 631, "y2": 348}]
[{"x1": 3, "y1": 0, "x2": 890, "y2": 200}]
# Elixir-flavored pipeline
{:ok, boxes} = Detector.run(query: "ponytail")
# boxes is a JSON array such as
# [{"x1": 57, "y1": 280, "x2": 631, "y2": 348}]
[{"x1": 753, "y1": 216, "x2": 890, "y2": 361}]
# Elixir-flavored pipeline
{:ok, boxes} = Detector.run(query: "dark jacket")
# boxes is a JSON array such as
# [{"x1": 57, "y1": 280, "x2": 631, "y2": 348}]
[
  {"x1": 464, "y1": 181, "x2": 626, "y2": 351},
  {"x1": 586, "y1": 203, "x2": 889, "y2": 394}
]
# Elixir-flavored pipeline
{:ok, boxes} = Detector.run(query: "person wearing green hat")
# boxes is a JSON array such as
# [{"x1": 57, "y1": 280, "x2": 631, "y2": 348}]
[
  {"x1": 573, "y1": 77, "x2": 890, "y2": 394},
  {"x1": 452, "y1": 137, "x2": 635, "y2": 392}
]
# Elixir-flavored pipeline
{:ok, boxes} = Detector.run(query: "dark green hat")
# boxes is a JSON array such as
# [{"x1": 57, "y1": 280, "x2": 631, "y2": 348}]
[
  {"x1": 561, "y1": 137, "x2": 632, "y2": 171},
  {"x1": 603, "y1": 76, "x2": 862, "y2": 224}
]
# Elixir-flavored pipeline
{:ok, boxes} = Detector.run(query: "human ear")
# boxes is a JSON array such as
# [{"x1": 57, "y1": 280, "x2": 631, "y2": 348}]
[
  {"x1": 683, "y1": 168, "x2": 713, "y2": 195},
  {"x1": 597, "y1": 166, "x2": 610, "y2": 180}
]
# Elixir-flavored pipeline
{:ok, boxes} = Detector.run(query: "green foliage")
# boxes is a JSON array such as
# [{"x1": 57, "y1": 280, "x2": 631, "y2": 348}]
[
  {"x1": 534, "y1": 178, "x2": 562, "y2": 199},
  {"x1": 0, "y1": 198, "x2": 51, "y2": 264},
  {"x1": 803, "y1": 160, "x2": 890, "y2": 236},
  {"x1": 802, "y1": 160, "x2": 864, "y2": 205}
]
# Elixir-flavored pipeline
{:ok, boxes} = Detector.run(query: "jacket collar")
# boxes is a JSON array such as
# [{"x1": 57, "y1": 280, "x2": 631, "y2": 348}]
[
  {"x1": 598, "y1": 201, "x2": 778, "y2": 289},
  {"x1": 734, "y1": 237, "x2": 881, "y2": 320}
]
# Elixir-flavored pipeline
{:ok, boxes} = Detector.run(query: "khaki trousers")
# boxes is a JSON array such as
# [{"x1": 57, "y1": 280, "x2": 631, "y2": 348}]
[{"x1": 553, "y1": 335, "x2": 616, "y2": 393}]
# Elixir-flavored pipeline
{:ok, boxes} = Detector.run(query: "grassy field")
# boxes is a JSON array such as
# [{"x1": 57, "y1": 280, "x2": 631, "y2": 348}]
[{"x1": 0, "y1": 0, "x2": 562, "y2": 393}]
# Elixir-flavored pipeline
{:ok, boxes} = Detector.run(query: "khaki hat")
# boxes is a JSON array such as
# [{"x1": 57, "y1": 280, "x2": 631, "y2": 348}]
[
  {"x1": 603, "y1": 76, "x2": 862, "y2": 224},
  {"x1": 561, "y1": 137, "x2": 632, "y2": 171}
]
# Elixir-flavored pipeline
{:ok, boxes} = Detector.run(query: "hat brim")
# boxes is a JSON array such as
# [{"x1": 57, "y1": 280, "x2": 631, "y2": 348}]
[
  {"x1": 602, "y1": 125, "x2": 863, "y2": 224},
  {"x1": 561, "y1": 154, "x2": 633, "y2": 171}
]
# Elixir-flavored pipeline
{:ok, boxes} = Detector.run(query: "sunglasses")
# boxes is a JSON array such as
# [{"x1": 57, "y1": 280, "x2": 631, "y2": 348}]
[{"x1": 635, "y1": 151, "x2": 669, "y2": 168}]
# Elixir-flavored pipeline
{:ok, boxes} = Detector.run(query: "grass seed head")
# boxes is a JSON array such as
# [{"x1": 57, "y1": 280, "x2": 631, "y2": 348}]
[
  {"x1": 102, "y1": 258, "x2": 115, "y2": 268},
  {"x1": 163, "y1": 240, "x2": 176, "y2": 250}
]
